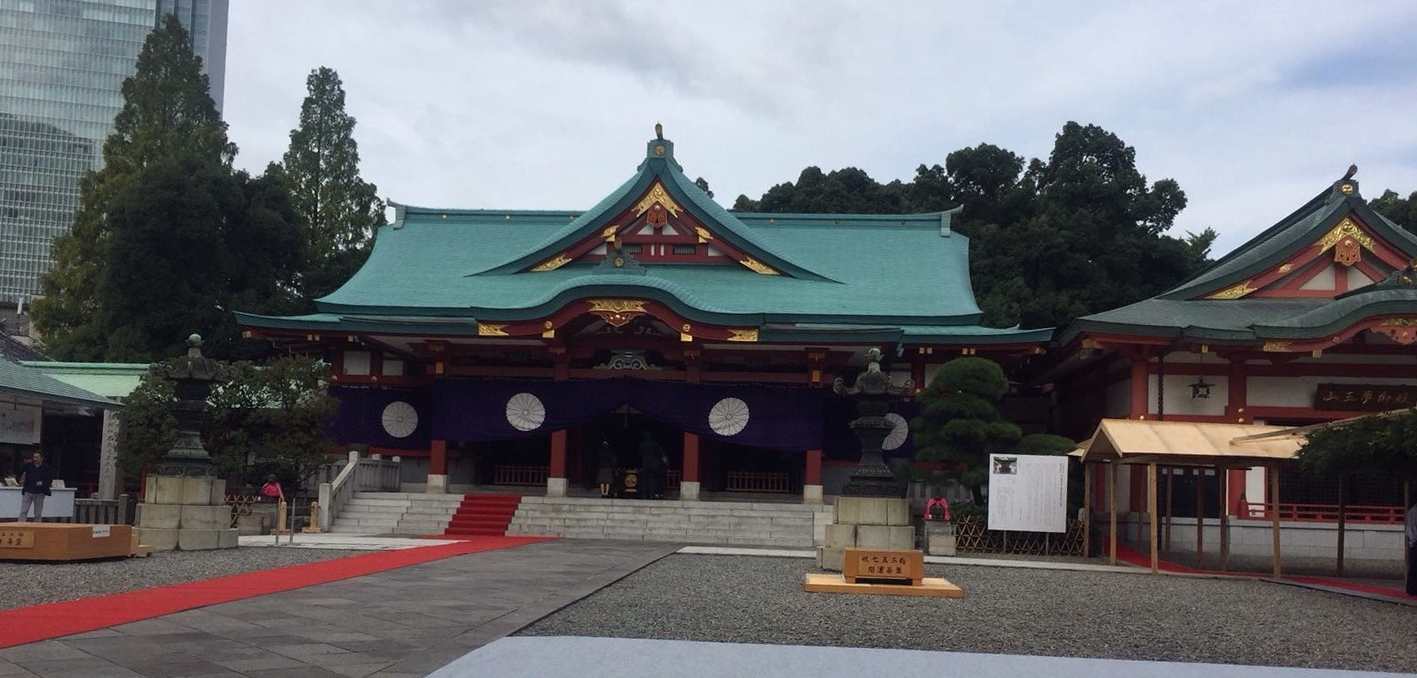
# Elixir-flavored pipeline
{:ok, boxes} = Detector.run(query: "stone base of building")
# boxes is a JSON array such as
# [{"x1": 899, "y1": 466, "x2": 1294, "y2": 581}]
[
  {"x1": 545, "y1": 477, "x2": 569, "y2": 498},
  {"x1": 802, "y1": 484, "x2": 823, "y2": 505},
  {"x1": 679, "y1": 481, "x2": 701, "y2": 501}
]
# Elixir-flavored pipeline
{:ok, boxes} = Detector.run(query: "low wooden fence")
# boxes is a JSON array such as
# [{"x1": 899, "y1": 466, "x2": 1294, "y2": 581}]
[
  {"x1": 52, "y1": 496, "x2": 136, "y2": 525},
  {"x1": 494, "y1": 464, "x2": 549, "y2": 486},
  {"x1": 1243, "y1": 502, "x2": 1404, "y2": 524},
  {"x1": 952, "y1": 516, "x2": 1086, "y2": 557},
  {"x1": 726, "y1": 471, "x2": 790, "y2": 493}
]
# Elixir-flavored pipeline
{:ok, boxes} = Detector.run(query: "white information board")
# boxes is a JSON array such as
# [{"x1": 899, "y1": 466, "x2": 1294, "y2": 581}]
[
  {"x1": 0, "y1": 405, "x2": 40, "y2": 445},
  {"x1": 986, "y1": 454, "x2": 1068, "y2": 533}
]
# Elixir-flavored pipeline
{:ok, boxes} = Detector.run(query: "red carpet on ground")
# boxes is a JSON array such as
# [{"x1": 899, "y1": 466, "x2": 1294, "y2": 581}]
[
  {"x1": 443, "y1": 493, "x2": 523, "y2": 537},
  {"x1": 0, "y1": 535, "x2": 552, "y2": 650}
]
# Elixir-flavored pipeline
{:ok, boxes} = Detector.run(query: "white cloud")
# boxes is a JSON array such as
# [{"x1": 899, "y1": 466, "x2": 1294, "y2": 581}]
[{"x1": 223, "y1": 0, "x2": 1417, "y2": 255}]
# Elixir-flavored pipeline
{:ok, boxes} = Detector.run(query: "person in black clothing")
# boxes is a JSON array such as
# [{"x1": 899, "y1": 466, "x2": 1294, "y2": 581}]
[
  {"x1": 17, "y1": 451, "x2": 54, "y2": 522},
  {"x1": 638, "y1": 432, "x2": 666, "y2": 500},
  {"x1": 595, "y1": 439, "x2": 616, "y2": 498}
]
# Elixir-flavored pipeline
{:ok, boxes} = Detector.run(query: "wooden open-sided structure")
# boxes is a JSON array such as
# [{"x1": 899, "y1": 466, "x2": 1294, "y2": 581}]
[{"x1": 1076, "y1": 419, "x2": 1305, "y2": 576}]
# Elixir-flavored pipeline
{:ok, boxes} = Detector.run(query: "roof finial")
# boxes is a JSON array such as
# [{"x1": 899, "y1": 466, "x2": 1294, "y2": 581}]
[
  {"x1": 655, "y1": 122, "x2": 663, "y2": 140},
  {"x1": 1342, "y1": 164, "x2": 1357, "y2": 181}
]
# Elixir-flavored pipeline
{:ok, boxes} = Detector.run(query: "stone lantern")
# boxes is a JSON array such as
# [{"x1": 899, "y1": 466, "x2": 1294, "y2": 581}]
[{"x1": 136, "y1": 335, "x2": 238, "y2": 551}]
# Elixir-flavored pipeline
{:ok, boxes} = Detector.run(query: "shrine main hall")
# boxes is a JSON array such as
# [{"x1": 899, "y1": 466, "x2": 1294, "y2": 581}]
[{"x1": 238, "y1": 131, "x2": 1050, "y2": 502}]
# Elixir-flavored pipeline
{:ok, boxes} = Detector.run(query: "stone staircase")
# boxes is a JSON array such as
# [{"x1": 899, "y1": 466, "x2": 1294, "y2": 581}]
[
  {"x1": 506, "y1": 497, "x2": 833, "y2": 548},
  {"x1": 328, "y1": 492, "x2": 464, "y2": 535}
]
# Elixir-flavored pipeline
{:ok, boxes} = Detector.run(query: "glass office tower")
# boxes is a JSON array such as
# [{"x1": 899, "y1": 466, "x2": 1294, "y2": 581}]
[{"x1": 0, "y1": 0, "x2": 229, "y2": 301}]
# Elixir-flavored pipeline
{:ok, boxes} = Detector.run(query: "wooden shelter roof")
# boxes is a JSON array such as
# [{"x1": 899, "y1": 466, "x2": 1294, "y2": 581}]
[{"x1": 1077, "y1": 419, "x2": 1303, "y2": 466}]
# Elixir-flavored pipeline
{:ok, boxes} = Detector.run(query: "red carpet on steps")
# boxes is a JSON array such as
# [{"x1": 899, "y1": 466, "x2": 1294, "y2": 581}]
[
  {"x1": 0, "y1": 535, "x2": 551, "y2": 650},
  {"x1": 444, "y1": 493, "x2": 523, "y2": 537}
]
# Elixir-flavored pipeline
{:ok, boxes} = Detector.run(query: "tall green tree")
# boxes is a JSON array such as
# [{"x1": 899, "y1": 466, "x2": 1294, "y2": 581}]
[
  {"x1": 910, "y1": 357, "x2": 1022, "y2": 504},
  {"x1": 1372, "y1": 189, "x2": 1417, "y2": 235},
  {"x1": 33, "y1": 14, "x2": 234, "y2": 360},
  {"x1": 280, "y1": 67, "x2": 384, "y2": 300}
]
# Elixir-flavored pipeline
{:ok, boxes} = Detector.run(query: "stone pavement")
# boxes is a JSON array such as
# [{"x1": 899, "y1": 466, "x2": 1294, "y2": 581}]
[{"x1": 0, "y1": 540, "x2": 676, "y2": 678}]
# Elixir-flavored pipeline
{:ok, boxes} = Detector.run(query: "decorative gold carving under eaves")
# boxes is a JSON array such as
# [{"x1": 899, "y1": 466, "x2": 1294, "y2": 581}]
[
  {"x1": 477, "y1": 323, "x2": 508, "y2": 336},
  {"x1": 1262, "y1": 340, "x2": 1290, "y2": 352},
  {"x1": 727, "y1": 328, "x2": 759, "y2": 342},
  {"x1": 633, "y1": 182, "x2": 682, "y2": 217},
  {"x1": 587, "y1": 298, "x2": 647, "y2": 327},
  {"x1": 695, "y1": 227, "x2": 713, "y2": 243},
  {"x1": 1318, "y1": 218, "x2": 1376, "y2": 254},
  {"x1": 601, "y1": 225, "x2": 619, "y2": 242},
  {"x1": 1382, "y1": 317, "x2": 1417, "y2": 327},
  {"x1": 1206, "y1": 280, "x2": 1255, "y2": 300},
  {"x1": 531, "y1": 254, "x2": 571, "y2": 272},
  {"x1": 740, "y1": 257, "x2": 780, "y2": 275}
]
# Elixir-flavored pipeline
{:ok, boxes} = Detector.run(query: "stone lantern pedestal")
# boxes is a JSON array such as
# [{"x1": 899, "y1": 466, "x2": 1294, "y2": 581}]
[{"x1": 136, "y1": 335, "x2": 238, "y2": 551}]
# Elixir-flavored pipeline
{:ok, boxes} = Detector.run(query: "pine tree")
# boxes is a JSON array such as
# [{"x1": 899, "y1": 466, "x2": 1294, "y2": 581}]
[
  {"x1": 33, "y1": 14, "x2": 233, "y2": 359},
  {"x1": 281, "y1": 67, "x2": 384, "y2": 299},
  {"x1": 910, "y1": 357, "x2": 1022, "y2": 504}
]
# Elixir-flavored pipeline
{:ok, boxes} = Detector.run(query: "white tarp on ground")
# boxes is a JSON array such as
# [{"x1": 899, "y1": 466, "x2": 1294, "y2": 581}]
[
  {"x1": 429, "y1": 637, "x2": 1386, "y2": 678},
  {"x1": 987, "y1": 453, "x2": 1068, "y2": 533}
]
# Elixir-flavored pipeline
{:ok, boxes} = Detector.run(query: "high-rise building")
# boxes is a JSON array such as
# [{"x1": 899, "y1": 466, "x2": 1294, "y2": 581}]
[{"x1": 0, "y1": 0, "x2": 229, "y2": 303}]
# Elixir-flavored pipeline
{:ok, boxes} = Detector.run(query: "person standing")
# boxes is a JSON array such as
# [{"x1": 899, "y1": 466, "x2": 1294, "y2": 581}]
[
  {"x1": 1406, "y1": 501, "x2": 1417, "y2": 596},
  {"x1": 17, "y1": 451, "x2": 53, "y2": 522},
  {"x1": 638, "y1": 432, "x2": 666, "y2": 500},
  {"x1": 595, "y1": 440, "x2": 616, "y2": 498}
]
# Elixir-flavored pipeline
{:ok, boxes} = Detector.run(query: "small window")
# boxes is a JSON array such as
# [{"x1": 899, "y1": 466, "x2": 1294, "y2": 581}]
[
  {"x1": 672, "y1": 245, "x2": 696, "y2": 255},
  {"x1": 383, "y1": 358, "x2": 405, "y2": 377},
  {"x1": 344, "y1": 351, "x2": 371, "y2": 376},
  {"x1": 623, "y1": 244, "x2": 643, "y2": 254}
]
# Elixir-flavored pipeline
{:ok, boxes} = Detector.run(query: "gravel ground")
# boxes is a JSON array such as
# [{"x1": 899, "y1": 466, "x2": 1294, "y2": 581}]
[
  {"x1": 520, "y1": 555, "x2": 1417, "y2": 673},
  {"x1": 1, "y1": 547, "x2": 364, "y2": 611}
]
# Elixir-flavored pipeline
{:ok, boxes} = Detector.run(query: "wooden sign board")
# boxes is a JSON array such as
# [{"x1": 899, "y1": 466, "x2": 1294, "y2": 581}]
[{"x1": 843, "y1": 548, "x2": 924, "y2": 585}]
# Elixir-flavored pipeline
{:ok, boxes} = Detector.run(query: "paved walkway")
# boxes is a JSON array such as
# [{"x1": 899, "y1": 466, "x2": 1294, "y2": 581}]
[{"x1": 0, "y1": 540, "x2": 675, "y2": 678}]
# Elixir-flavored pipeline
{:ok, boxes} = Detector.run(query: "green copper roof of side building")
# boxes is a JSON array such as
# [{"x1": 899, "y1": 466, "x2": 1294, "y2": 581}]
[
  {"x1": 239, "y1": 133, "x2": 1050, "y2": 346},
  {"x1": 1061, "y1": 179, "x2": 1417, "y2": 346}
]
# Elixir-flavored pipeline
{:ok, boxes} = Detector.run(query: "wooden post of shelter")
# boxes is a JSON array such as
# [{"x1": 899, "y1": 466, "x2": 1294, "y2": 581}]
[
  {"x1": 1218, "y1": 464, "x2": 1229, "y2": 572},
  {"x1": 1405, "y1": 482, "x2": 1411, "y2": 589},
  {"x1": 1108, "y1": 462, "x2": 1118, "y2": 566},
  {"x1": 1270, "y1": 464, "x2": 1282, "y2": 579},
  {"x1": 1149, "y1": 462, "x2": 1159, "y2": 574},
  {"x1": 1195, "y1": 468, "x2": 1205, "y2": 568},
  {"x1": 1082, "y1": 462, "x2": 1093, "y2": 558},
  {"x1": 1336, "y1": 474, "x2": 1347, "y2": 576},
  {"x1": 1164, "y1": 467, "x2": 1173, "y2": 555}
]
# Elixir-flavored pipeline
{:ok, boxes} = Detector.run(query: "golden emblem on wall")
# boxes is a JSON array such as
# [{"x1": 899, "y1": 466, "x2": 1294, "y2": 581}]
[
  {"x1": 633, "y1": 182, "x2": 682, "y2": 218},
  {"x1": 1261, "y1": 340, "x2": 1291, "y2": 352},
  {"x1": 695, "y1": 226, "x2": 713, "y2": 243},
  {"x1": 531, "y1": 254, "x2": 571, "y2": 272},
  {"x1": 1318, "y1": 218, "x2": 1375, "y2": 268},
  {"x1": 477, "y1": 323, "x2": 508, "y2": 337},
  {"x1": 739, "y1": 257, "x2": 779, "y2": 276},
  {"x1": 1205, "y1": 280, "x2": 1255, "y2": 300},
  {"x1": 727, "y1": 328, "x2": 759, "y2": 342}
]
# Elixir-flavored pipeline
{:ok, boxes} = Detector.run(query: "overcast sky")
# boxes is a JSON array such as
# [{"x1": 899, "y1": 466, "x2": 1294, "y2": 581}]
[{"x1": 223, "y1": 1, "x2": 1417, "y2": 255}]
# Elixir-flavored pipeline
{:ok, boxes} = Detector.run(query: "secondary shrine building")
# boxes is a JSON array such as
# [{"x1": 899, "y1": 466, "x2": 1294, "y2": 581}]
[
  {"x1": 239, "y1": 133, "x2": 1049, "y2": 502},
  {"x1": 1040, "y1": 174, "x2": 1417, "y2": 521}
]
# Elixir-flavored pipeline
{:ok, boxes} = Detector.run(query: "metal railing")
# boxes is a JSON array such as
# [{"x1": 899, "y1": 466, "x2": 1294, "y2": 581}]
[
  {"x1": 726, "y1": 471, "x2": 791, "y2": 493},
  {"x1": 1243, "y1": 502, "x2": 1405, "y2": 524},
  {"x1": 53, "y1": 495, "x2": 135, "y2": 525}
]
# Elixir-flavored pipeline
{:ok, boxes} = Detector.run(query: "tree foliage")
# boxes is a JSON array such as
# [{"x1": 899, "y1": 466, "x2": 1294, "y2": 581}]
[
  {"x1": 910, "y1": 357, "x2": 1022, "y2": 503},
  {"x1": 1297, "y1": 410, "x2": 1417, "y2": 482},
  {"x1": 280, "y1": 67, "x2": 384, "y2": 300},
  {"x1": 34, "y1": 15, "x2": 234, "y2": 359},
  {"x1": 1372, "y1": 189, "x2": 1417, "y2": 235},
  {"x1": 117, "y1": 356, "x2": 340, "y2": 491},
  {"x1": 33, "y1": 16, "x2": 303, "y2": 361},
  {"x1": 731, "y1": 122, "x2": 1216, "y2": 329}
]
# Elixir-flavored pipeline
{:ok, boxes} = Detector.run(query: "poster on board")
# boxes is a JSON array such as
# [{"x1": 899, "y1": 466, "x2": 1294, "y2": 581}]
[
  {"x1": 0, "y1": 405, "x2": 40, "y2": 445},
  {"x1": 986, "y1": 453, "x2": 1068, "y2": 533}
]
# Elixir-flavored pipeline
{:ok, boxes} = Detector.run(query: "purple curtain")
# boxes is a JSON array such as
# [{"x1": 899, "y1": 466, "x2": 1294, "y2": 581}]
[
  {"x1": 428, "y1": 378, "x2": 825, "y2": 451},
  {"x1": 329, "y1": 386, "x2": 431, "y2": 450}
]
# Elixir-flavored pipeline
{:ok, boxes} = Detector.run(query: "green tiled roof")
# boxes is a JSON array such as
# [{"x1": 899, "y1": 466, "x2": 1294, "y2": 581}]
[
  {"x1": 1062, "y1": 180, "x2": 1417, "y2": 346},
  {"x1": 23, "y1": 362, "x2": 149, "y2": 400},
  {"x1": 0, "y1": 359, "x2": 123, "y2": 410},
  {"x1": 243, "y1": 135, "x2": 1048, "y2": 346}
]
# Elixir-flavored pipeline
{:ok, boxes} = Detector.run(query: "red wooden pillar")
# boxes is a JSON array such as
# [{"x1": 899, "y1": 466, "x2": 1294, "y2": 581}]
[
  {"x1": 428, "y1": 439, "x2": 448, "y2": 494},
  {"x1": 681, "y1": 432, "x2": 701, "y2": 500},
  {"x1": 1129, "y1": 350, "x2": 1149, "y2": 419},
  {"x1": 548, "y1": 429, "x2": 568, "y2": 497},
  {"x1": 804, "y1": 448, "x2": 823, "y2": 504}
]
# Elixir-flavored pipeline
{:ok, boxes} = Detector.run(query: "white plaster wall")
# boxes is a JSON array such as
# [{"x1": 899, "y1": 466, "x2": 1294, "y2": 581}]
[
  {"x1": 924, "y1": 363, "x2": 942, "y2": 388},
  {"x1": 1300, "y1": 264, "x2": 1336, "y2": 290},
  {"x1": 1150, "y1": 374, "x2": 1228, "y2": 417},
  {"x1": 1350, "y1": 265, "x2": 1378, "y2": 288},
  {"x1": 1245, "y1": 467, "x2": 1265, "y2": 505},
  {"x1": 1249, "y1": 375, "x2": 1417, "y2": 409}
]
